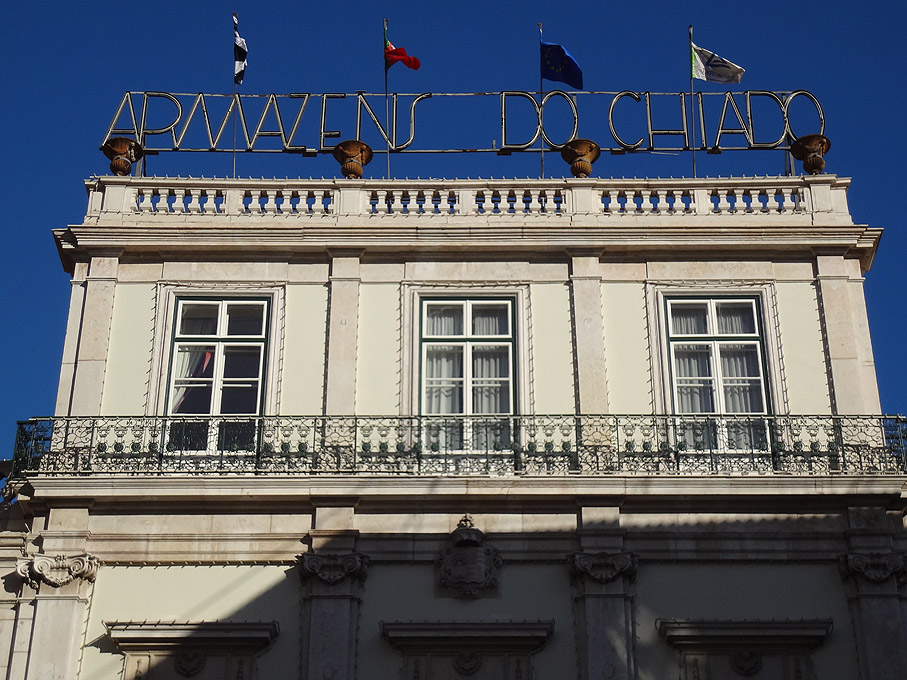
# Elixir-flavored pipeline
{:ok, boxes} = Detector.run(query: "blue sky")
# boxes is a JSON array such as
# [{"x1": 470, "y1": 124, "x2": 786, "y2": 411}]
[{"x1": 2, "y1": 1, "x2": 905, "y2": 447}]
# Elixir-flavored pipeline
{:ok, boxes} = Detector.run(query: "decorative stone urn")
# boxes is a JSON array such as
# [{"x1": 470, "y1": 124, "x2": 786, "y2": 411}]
[
  {"x1": 560, "y1": 138, "x2": 601, "y2": 178},
  {"x1": 790, "y1": 134, "x2": 831, "y2": 175},
  {"x1": 332, "y1": 140, "x2": 373, "y2": 179},
  {"x1": 99, "y1": 137, "x2": 144, "y2": 176}
]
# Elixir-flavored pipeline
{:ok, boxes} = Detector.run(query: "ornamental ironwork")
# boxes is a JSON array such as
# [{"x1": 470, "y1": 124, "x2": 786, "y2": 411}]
[{"x1": 11, "y1": 414, "x2": 907, "y2": 478}]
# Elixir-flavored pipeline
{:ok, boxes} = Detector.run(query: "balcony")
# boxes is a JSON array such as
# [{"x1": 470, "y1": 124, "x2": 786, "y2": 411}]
[{"x1": 12, "y1": 415, "x2": 907, "y2": 477}]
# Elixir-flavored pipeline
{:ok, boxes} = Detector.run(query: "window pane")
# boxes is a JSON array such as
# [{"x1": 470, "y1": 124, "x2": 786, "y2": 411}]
[
  {"x1": 472, "y1": 346, "x2": 509, "y2": 379},
  {"x1": 220, "y1": 385, "x2": 259, "y2": 414},
  {"x1": 716, "y1": 302, "x2": 756, "y2": 334},
  {"x1": 676, "y1": 383, "x2": 715, "y2": 413},
  {"x1": 424, "y1": 386, "x2": 464, "y2": 414},
  {"x1": 174, "y1": 346, "x2": 215, "y2": 379},
  {"x1": 223, "y1": 346, "x2": 261, "y2": 379},
  {"x1": 671, "y1": 304, "x2": 708, "y2": 335},
  {"x1": 227, "y1": 303, "x2": 265, "y2": 335},
  {"x1": 472, "y1": 384, "x2": 510, "y2": 414},
  {"x1": 472, "y1": 304, "x2": 509, "y2": 336},
  {"x1": 180, "y1": 304, "x2": 218, "y2": 335},
  {"x1": 172, "y1": 384, "x2": 213, "y2": 414},
  {"x1": 723, "y1": 384, "x2": 764, "y2": 413},
  {"x1": 674, "y1": 345, "x2": 712, "y2": 378},
  {"x1": 425, "y1": 345, "x2": 463, "y2": 379},
  {"x1": 719, "y1": 345, "x2": 760, "y2": 377},
  {"x1": 425, "y1": 304, "x2": 463, "y2": 336}
]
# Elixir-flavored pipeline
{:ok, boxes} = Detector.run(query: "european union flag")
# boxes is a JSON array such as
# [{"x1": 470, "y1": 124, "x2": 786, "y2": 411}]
[{"x1": 540, "y1": 41, "x2": 583, "y2": 90}]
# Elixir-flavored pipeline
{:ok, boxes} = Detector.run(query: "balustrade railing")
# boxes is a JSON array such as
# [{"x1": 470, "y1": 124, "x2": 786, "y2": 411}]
[
  {"x1": 13, "y1": 415, "x2": 906, "y2": 477},
  {"x1": 85, "y1": 176, "x2": 849, "y2": 223}
]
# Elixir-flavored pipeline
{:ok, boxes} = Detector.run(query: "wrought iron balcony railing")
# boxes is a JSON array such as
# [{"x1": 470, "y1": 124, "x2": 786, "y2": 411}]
[{"x1": 12, "y1": 415, "x2": 907, "y2": 477}]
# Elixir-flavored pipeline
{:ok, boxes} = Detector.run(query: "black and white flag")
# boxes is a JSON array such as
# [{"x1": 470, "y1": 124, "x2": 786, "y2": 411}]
[{"x1": 233, "y1": 13, "x2": 248, "y2": 84}]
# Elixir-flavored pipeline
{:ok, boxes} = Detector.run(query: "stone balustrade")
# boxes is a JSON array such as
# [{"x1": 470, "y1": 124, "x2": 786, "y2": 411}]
[{"x1": 82, "y1": 175, "x2": 853, "y2": 225}]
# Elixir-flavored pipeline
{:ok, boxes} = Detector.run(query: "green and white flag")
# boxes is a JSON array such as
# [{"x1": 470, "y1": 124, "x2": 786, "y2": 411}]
[{"x1": 691, "y1": 42, "x2": 744, "y2": 83}]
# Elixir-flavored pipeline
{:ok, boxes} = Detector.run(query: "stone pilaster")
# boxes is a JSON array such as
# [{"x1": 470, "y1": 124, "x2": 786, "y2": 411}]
[
  {"x1": 68, "y1": 255, "x2": 120, "y2": 416},
  {"x1": 839, "y1": 551, "x2": 907, "y2": 680},
  {"x1": 324, "y1": 254, "x2": 361, "y2": 415},
  {"x1": 815, "y1": 255, "x2": 880, "y2": 414},
  {"x1": 16, "y1": 552, "x2": 100, "y2": 680},
  {"x1": 568, "y1": 551, "x2": 639, "y2": 680},
  {"x1": 569, "y1": 255, "x2": 609, "y2": 414},
  {"x1": 298, "y1": 551, "x2": 369, "y2": 680}
]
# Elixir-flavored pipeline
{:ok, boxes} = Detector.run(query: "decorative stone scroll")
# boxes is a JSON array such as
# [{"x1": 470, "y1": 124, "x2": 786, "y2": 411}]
[
  {"x1": 839, "y1": 552, "x2": 907, "y2": 587},
  {"x1": 16, "y1": 553, "x2": 100, "y2": 590},
  {"x1": 568, "y1": 551, "x2": 638, "y2": 584},
  {"x1": 437, "y1": 516, "x2": 502, "y2": 597},
  {"x1": 299, "y1": 552, "x2": 369, "y2": 586}
]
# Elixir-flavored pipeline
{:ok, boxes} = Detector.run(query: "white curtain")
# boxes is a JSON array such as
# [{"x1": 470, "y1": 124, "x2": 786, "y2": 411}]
[
  {"x1": 716, "y1": 303, "x2": 755, "y2": 334},
  {"x1": 472, "y1": 346, "x2": 509, "y2": 414},
  {"x1": 674, "y1": 345, "x2": 714, "y2": 413},
  {"x1": 720, "y1": 344, "x2": 763, "y2": 412},
  {"x1": 671, "y1": 305, "x2": 708, "y2": 335},
  {"x1": 425, "y1": 305, "x2": 463, "y2": 336},
  {"x1": 424, "y1": 345, "x2": 463, "y2": 414},
  {"x1": 472, "y1": 306, "x2": 508, "y2": 336}
]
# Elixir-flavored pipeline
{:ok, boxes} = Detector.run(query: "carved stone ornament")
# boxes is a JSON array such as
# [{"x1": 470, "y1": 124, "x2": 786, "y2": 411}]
[
  {"x1": 452, "y1": 651, "x2": 482, "y2": 676},
  {"x1": 839, "y1": 552, "x2": 907, "y2": 587},
  {"x1": 174, "y1": 651, "x2": 206, "y2": 678},
  {"x1": 16, "y1": 553, "x2": 100, "y2": 589},
  {"x1": 437, "y1": 516, "x2": 502, "y2": 597},
  {"x1": 568, "y1": 551, "x2": 638, "y2": 584},
  {"x1": 730, "y1": 651, "x2": 762, "y2": 676},
  {"x1": 299, "y1": 552, "x2": 369, "y2": 585}
]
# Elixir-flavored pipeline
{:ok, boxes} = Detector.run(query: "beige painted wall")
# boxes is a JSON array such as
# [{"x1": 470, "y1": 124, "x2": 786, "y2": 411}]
[
  {"x1": 356, "y1": 283, "x2": 401, "y2": 415},
  {"x1": 634, "y1": 563, "x2": 858, "y2": 680},
  {"x1": 101, "y1": 283, "x2": 156, "y2": 416},
  {"x1": 529, "y1": 283, "x2": 576, "y2": 414},
  {"x1": 81, "y1": 565, "x2": 299, "y2": 679},
  {"x1": 357, "y1": 563, "x2": 576, "y2": 680},
  {"x1": 602, "y1": 282, "x2": 653, "y2": 413},
  {"x1": 281, "y1": 284, "x2": 328, "y2": 414}
]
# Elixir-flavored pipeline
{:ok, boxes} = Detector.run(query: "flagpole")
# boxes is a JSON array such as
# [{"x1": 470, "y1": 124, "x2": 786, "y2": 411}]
[
  {"x1": 537, "y1": 23, "x2": 544, "y2": 179},
  {"x1": 689, "y1": 25, "x2": 697, "y2": 179},
  {"x1": 384, "y1": 18, "x2": 391, "y2": 179},
  {"x1": 232, "y1": 14, "x2": 238, "y2": 179}
]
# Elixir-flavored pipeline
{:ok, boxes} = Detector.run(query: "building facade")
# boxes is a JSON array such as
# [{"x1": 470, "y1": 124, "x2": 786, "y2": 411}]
[{"x1": 3, "y1": 172, "x2": 906, "y2": 680}]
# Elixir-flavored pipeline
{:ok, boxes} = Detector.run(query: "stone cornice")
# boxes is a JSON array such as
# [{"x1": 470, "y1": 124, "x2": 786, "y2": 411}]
[{"x1": 17, "y1": 474, "x2": 907, "y2": 506}]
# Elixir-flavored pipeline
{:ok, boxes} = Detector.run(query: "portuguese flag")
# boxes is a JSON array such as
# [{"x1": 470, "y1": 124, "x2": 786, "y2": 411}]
[{"x1": 384, "y1": 24, "x2": 421, "y2": 71}]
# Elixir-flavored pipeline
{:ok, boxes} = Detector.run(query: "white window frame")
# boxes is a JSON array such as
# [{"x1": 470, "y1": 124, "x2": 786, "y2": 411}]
[
  {"x1": 401, "y1": 285, "x2": 532, "y2": 420},
  {"x1": 168, "y1": 299, "x2": 269, "y2": 417},
  {"x1": 420, "y1": 298, "x2": 516, "y2": 418},
  {"x1": 666, "y1": 298, "x2": 768, "y2": 417},
  {"x1": 148, "y1": 286, "x2": 284, "y2": 418}
]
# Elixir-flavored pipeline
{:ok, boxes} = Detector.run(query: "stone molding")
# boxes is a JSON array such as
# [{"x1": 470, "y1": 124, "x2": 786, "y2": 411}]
[
  {"x1": 299, "y1": 552, "x2": 369, "y2": 585},
  {"x1": 568, "y1": 551, "x2": 638, "y2": 584},
  {"x1": 839, "y1": 551, "x2": 907, "y2": 587},
  {"x1": 16, "y1": 553, "x2": 100, "y2": 590}
]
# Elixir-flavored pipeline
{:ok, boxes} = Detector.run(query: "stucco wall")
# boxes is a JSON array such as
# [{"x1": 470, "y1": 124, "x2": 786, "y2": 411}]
[{"x1": 101, "y1": 283, "x2": 156, "y2": 416}]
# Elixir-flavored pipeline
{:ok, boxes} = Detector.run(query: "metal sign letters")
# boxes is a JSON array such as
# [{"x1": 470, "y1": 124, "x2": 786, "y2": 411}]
[{"x1": 103, "y1": 90, "x2": 824, "y2": 155}]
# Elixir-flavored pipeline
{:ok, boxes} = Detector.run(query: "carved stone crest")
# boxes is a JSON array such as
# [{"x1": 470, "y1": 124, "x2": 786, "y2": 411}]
[
  {"x1": 568, "y1": 551, "x2": 638, "y2": 584},
  {"x1": 437, "y1": 516, "x2": 501, "y2": 597},
  {"x1": 839, "y1": 552, "x2": 907, "y2": 587},
  {"x1": 730, "y1": 651, "x2": 762, "y2": 676},
  {"x1": 174, "y1": 651, "x2": 206, "y2": 677},
  {"x1": 16, "y1": 553, "x2": 100, "y2": 590},
  {"x1": 299, "y1": 552, "x2": 369, "y2": 585}
]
